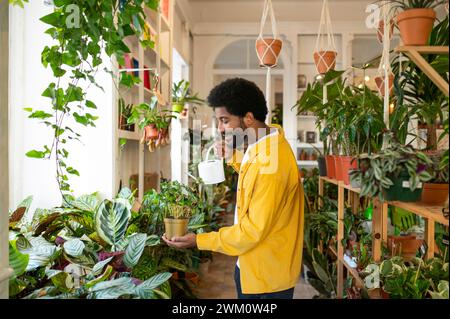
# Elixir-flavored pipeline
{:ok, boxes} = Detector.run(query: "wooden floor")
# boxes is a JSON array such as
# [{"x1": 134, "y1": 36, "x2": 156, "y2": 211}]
[
  {"x1": 193, "y1": 211, "x2": 318, "y2": 299},
  {"x1": 194, "y1": 252, "x2": 318, "y2": 299}
]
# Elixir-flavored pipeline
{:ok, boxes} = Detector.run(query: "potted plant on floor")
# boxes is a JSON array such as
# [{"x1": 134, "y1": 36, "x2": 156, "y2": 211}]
[
  {"x1": 350, "y1": 132, "x2": 433, "y2": 202},
  {"x1": 382, "y1": 0, "x2": 446, "y2": 46},
  {"x1": 172, "y1": 80, "x2": 205, "y2": 113},
  {"x1": 421, "y1": 151, "x2": 449, "y2": 205}
]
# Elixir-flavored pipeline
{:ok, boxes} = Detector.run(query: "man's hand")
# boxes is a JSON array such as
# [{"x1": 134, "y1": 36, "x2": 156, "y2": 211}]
[{"x1": 162, "y1": 233, "x2": 197, "y2": 249}]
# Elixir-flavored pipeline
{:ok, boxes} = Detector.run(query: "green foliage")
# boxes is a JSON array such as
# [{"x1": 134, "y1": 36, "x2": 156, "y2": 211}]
[
  {"x1": 382, "y1": 0, "x2": 446, "y2": 10},
  {"x1": 19, "y1": 0, "x2": 159, "y2": 197},
  {"x1": 350, "y1": 132, "x2": 434, "y2": 200},
  {"x1": 172, "y1": 80, "x2": 205, "y2": 109}
]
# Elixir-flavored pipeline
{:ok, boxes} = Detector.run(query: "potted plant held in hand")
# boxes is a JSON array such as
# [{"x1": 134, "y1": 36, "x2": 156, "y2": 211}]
[
  {"x1": 164, "y1": 204, "x2": 192, "y2": 240},
  {"x1": 172, "y1": 80, "x2": 205, "y2": 113}
]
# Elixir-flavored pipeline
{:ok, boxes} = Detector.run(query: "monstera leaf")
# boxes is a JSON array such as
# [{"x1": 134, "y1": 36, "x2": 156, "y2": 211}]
[
  {"x1": 94, "y1": 198, "x2": 131, "y2": 249},
  {"x1": 123, "y1": 233, "x2": 147, "y2": 268}
]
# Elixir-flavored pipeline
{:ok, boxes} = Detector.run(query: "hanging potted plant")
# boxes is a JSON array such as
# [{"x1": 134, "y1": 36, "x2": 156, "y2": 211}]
[
  {"x1": 383, "y1": 0, "x2": 446, "y2": 46},
  {"x1": 172, "y1": 80, "x2": 205, "y2": 113},
  {"x1": 256, "y1": 0, "x2": 283, "y2": 68},
  {"x1": 375, "y1": 73, "x2": 395, "y2": 97},
  {"x1": 377, "y1": 18, "x2": 395, "y2": 43},
  {"x1": 420, "y1": 150, "x2": 449, "y2": 205},
  {"x1": 164, "y1": 203, "x2": 192, "y2": 240},
  {"x1": 350, "y1": 132, "x2": 433, "y2": 202},
  {"x1": 313, "y1": 0, "x2": 338, "y2": 74}
]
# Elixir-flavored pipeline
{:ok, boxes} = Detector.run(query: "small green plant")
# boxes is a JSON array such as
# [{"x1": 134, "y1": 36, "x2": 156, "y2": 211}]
[
  {"x1": 166, "y1": 204, "x2": 192, "y2": 220},
  {"x1": 350, "y1": 132, "x2": 433, "y2": 200},
  {"x1": 128, "y1": 97, "x2": 173, "y2": 130},
  {"x1": 172, "y1": 80, "x2": 205, "y2": 108},
  {"x1": 426, "y1": 150, "x2": 449, "y2": 184},
  {"x1": 380, "y1": 0, "x2": 446, "y2": 10}
]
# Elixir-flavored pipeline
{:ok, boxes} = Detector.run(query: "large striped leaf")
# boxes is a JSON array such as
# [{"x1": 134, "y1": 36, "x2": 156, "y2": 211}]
[
  {"x1": 63, "y1": 238, "x2": 85, "y2": 257},
  {"x1": 9, "y1": 241, "x2": 29, "y2": 276},
  {"x1": 94, "y1": 198, "x2": 131, "y2": 249},
  {"x1": 88, "y1": 277, "x2": 135, "y2": 299},
  {"x1": 25, "y1": 237, "x2": 59, "y2": 271},
  {"x1": 123, "y1": 233, "x2": 147, "y2": 268},
  {"x1": 72, "y1": 194, "x2": 100, "y2": 212},
  {"x1": 91, "y1": 257, "x2": 114, "y2": 276},
  {"x1": 145, "y1": 235, "x2": 160, "y2": 247},
  {"x1": 135, "y1": 272, "x2": 172, "y2": 299}
]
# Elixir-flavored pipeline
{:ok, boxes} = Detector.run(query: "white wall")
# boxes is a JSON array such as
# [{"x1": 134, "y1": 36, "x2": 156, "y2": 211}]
[{"x1": 9, "y1": 2, "x2": 114, "y2": 214}]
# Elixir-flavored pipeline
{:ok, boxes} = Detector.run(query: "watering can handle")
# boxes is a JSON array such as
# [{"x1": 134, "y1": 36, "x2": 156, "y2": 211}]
[{"x1": 205, "y1": 143, "x2": 216, "y2": 161}]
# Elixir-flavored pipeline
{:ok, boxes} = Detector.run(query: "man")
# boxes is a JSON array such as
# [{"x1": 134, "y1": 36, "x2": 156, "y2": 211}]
[{"x1": 163, "y1": 78, "x2": 304, "y2": 299}]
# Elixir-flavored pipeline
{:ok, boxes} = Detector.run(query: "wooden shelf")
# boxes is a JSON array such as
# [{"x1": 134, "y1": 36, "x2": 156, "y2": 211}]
[
  {"x1": 319, "y1": 176, "x2": 339, "y2": 185},
  {"x1": 118, "y1": 129, "x2": 140, "y2": 141},
  {"x1": 394, "y1": 45, "x2": 449, "y2": 96},
  {"x1": 329, "y1": 246, "x2": 365, "y2": 290},
  {"x1": 387, "y1": 201, "x2": 449, "y2": 226},
  {"x1": 161, "y1": 15, "x2": 171, "y2": 32},
  {"x1": 297, "y1": 142, "x2": 323, "y2": 148},
  {"x1": 297, "y1": 160, "x2": 318, "y2": 166}
]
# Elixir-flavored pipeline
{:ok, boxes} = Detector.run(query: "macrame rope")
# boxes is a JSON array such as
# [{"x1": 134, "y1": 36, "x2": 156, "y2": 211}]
[
  {"x1": 256, "y1": 0, "x2": 280, "y2": 124},
  {"x1": 314, "y1": 0, "x2": 337, "y2": 73}
]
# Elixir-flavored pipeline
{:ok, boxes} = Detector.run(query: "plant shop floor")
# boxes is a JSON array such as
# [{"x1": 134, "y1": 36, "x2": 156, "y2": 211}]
[{"x1": 194, "y1": 214, "x2": 318, "y2": 299}]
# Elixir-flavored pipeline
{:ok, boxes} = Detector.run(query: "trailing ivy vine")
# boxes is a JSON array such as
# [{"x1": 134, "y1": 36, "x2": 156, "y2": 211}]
[{"x1": 10, "y1": 0, "x2": 159, "y2": 200}]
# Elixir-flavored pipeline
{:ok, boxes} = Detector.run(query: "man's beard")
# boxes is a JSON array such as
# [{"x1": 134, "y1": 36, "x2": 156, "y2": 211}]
[{"x1": 223, "y1": 118, "x2": 254, "y2": 151}]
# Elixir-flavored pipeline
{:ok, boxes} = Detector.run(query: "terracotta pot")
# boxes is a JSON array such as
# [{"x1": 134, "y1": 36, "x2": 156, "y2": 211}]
[
  {"x1": 313, "y1": 51, "x2": 337, "y2": 74},
  {"x1": 377, "y1": 19, "x2": 395, "y2": 43},
  {"x1": 172, "y1": 271, "x2": 200, "y2": 285},
  {"x1": 375, "y1": 74, "x2": 394, "y2": 97},
  {"x1": 144, "y1": 124, "x2": 159, "y2": 141},
  {"x1": 256, "y1": 38, "x2": 283, "y2": 67},
  {"x1": 387, "y1": 235, "x2": 423, "y2": 260},
  {"x1": 334, "y1": 156, "x2": 344, "y2": 182},
  {"x1": 325, "y1": 155, "x2": 336, "y2": 179},
  {"x1": 421, "y1": 183, "x2": 449, "y2": 206},
  {"x1": 397, "y1": 8, "x2": 436, "y2": 46},
  {"x1": 341, "y1": 156, "x2": 358, "y2": 185}
]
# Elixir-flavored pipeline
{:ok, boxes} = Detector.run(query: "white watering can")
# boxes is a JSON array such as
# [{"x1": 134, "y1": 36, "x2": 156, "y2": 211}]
[{"x1": 198, "y1": 143, "x2": 225, "y2": 185}]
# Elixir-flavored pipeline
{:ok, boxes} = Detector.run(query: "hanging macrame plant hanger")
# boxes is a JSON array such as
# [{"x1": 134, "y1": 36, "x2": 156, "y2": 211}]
[
  {"x1": 256, "y1": 0, "x2": 282, "y2": 124},
  {"x1": 376, "y1": 1, "x2": 394, "y2": 148},
  {"x1": 314, "y1": 0, "x2": 338, "y2": 74}
]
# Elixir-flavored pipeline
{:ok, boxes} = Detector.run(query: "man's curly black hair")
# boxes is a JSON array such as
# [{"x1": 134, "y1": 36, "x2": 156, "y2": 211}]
[{"x1": 207, "y1": 78, "x2": 268, "y2": 122}]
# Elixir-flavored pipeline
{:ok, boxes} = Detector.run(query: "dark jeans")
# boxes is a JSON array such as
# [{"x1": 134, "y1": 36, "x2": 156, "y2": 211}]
[{"x1": 234, "y1": 265, "x2": 295, "y2": 299}]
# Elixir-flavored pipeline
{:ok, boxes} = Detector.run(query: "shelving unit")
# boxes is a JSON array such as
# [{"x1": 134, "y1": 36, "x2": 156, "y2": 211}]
[
  {"x1": 114, "y1": 1, "x2": 173, "y2": 201},
  {"x1": 318, "y1": 176, "x2": 449, "y2": 299}
]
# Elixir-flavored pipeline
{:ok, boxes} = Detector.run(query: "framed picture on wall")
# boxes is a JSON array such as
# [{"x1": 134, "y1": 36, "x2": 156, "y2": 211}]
[
  {"x1": 297, "y1": 74, "x2": 307, "y2": 88},
  {"x1": 306, "y1": 131, "x2": 316, "y2": 144}
]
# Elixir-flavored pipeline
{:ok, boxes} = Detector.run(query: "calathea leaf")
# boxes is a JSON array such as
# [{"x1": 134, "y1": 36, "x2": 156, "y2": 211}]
[
  {"x1": 135, "y1": 272, "x2": 172, "y2": 299},
  {"x1": 63, "y1": 238, "x2": 85, "y2": 257},
  {"x1": 9, "y1": 241, "x2": 29, "y2": 276},
  {"x1": 72, "y1": 194, "x2": 100, "y2": 212},
  {"x1": 123, "y1": 233, "x2": 147, "y2": 268},
  {"x1": 94, "y1": 198, "x2": 131, "y2": 248},
  {"x1": 91, "y1": 257, "x2": 114, "y2": 276}
]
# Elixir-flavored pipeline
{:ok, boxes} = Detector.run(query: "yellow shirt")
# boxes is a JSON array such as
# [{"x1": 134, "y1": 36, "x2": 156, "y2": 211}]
[{"x1": 196, "y1": 125, "x2": 305, "y2": 294}]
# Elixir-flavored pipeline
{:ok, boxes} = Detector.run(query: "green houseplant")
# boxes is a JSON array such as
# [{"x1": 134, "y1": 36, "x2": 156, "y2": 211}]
[
  {"x1": 382, "y1": 0, "x2": 446, "y2": 45},
  {"x1": 118, "y1": 98, "x2": 134, "y2": 132},
  {"x1": 172, "y1": 80, "x2": 205, "y2": 113},
  {"x1": 350, "y1": 132, "x2": 433, "y2": 202},
  {"x1": 128, "y1": 96, "x2": 173, "y2": 152},
  {"x1": 163, "y1": 204, "x2": 192, "y2": 240}
]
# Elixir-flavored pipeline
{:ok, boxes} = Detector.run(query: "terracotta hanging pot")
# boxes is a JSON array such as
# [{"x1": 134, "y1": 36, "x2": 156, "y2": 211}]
[
  {"x1": 256, "y1": 38, "x2": 283, "y2": 67},
  {"x1": 375, "y1": 74, "x2": 394, "y2": 97},
  {"x1": 313, "y1": 51, "x2": 337, "y2": 74},
  {"x1": 144, "y1": 124, "x2": 159, "y2": 141},
  {"x1": 396, "y1": 8, "x2": 436, "y2": 46},
  {"x1": 377, "y1": 19, "x2": 394, "y2": 44}
]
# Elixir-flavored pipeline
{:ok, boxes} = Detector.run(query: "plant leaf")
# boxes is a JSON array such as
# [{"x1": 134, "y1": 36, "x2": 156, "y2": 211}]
[{"x1": 123, "y1": 233, "x2": 147, "y2": 268}]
